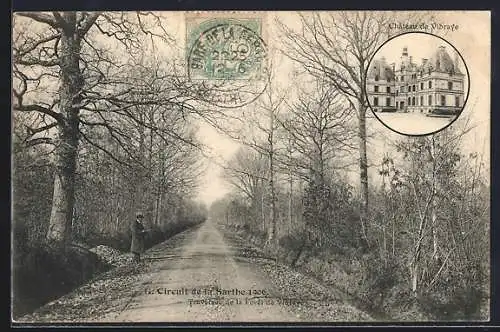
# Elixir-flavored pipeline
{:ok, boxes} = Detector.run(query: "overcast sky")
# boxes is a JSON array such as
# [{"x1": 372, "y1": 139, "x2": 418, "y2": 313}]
[
  {"x1": 375, "y1": 33, "x2": 464, "y2": 69},
  {"x1": 185, "y1": 11, "x2": 491, "y2": 206},
  {"x1": 13, "y1": 11, "x2": 490, "y2": 207}
]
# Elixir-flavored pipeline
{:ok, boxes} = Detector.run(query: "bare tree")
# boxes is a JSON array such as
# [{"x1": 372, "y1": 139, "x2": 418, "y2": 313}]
[
  {"x1": 279, "y1": 80, "x2": 356, "y2": 182},
  {"x1": 12, "y1": 11, "x2": 202, "y2": 247},
  {"x1": 276, "y1": 79, "x2": 356, "y2": 246},
  {"x1": 277, "y1": 11, "x2": 431, "y2": 242},
  {"x1": 228, "y1": 54, "x2": 289, "y2": 247},
  {"x1": 222, "y1": 147, "x2": 268, "y2": 232},
  {"x1": 381, "y1": 116, "x2": 487, "y2": 301}
]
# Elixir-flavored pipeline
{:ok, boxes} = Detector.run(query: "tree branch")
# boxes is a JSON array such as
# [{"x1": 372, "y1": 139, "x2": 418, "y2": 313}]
[
  {"x1": 78, "y1": 12, "x2": 101, "y2": 37},
  {"x1": 51, "y1": 12, "x2": 69, "y2": 30},
  {"x1": 25, "y1": 121, "x2": 58, "y2": 136},
  {"x1": 24, "y1": 137, "x2": 55, "y2": 147},
  {"x1": 14, "y1": 104, "x2": 63, "y2": 122},
  {"x1": 16, "y1": 12, "x2": 59, "y2": 29}
]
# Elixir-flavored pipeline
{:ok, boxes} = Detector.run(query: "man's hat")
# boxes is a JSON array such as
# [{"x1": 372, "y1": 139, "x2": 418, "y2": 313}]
[{"x1": 136, "y1": 211, "x2": 144, "y2": 218}]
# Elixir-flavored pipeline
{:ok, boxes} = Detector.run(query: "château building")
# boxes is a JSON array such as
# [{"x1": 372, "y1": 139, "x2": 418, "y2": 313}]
[{"x1": 366, "y1": 46, "x2": 465, "y2": 115}]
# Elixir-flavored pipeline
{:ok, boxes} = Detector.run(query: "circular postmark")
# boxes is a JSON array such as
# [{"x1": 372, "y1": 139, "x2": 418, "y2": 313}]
[
  {"x1": 365, "y1": 31, "x2": 470, "y2": 136},
  {"x1": 188, "y1": 22, "x2": 269, "y2": 108}
]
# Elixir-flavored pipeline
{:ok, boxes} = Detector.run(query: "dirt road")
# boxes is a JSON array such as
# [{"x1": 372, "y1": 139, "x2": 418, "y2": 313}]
[
  {"x1": 102, "y1": 219, "x2": 296, "y2": 322},
  {"x1": 17, "y1": 219, "x2": 372, "y2": 323}
]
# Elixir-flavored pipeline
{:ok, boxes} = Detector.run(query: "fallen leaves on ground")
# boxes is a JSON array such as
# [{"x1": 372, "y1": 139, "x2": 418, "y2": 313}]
[
  {"x1": 15, "y1": 229, "x2": 195, "y2": 323},
  {"x1": 15, "y1": 262, "x2": 148, "y2": 323},
  {"x1": 89, "y1": 245, "x2": 132, "y2": 267},
  {"x1": 15, "y1": 224, "x2": 373, "y2": 323},
  {"x1": 224, "y1": 230, "x2": 374, "y2": 322}
]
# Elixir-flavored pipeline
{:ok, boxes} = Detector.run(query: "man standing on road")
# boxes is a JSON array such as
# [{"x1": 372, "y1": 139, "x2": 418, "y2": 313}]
[{"x1": 130, "y1": 211, "x2": 147, "y2": 263}]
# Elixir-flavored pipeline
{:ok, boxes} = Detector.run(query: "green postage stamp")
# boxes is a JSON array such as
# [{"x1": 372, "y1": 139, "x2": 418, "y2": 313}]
[{"x1": 185, "y1": 13, "x2": 269, "y2": 108}]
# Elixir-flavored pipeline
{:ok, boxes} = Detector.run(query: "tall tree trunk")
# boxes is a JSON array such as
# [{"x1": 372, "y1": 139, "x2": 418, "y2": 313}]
[
  {"x1": 392, "y1": 216, "x2": 396, "y2": 257},
  {"x1": 251, "y1": 194, "x2": 258, "y2": 231},
  {"x1": 430, "y1": 137, "x2": 439, "y2": 260},
  {"x1": 46, "y1": 13, "x2": 83, "y2": 246},
  {"x1": 260, "y1": 186, "x2": 266, "y2": 232},
  {"x1": 287, "y1": 136, "x2": 293, "y2": 236},
  {"x1": 358, "y1": 102, "x2": 369, "y2": 244},
  {"x1": 288, "y1": 173, "x2": 293, "y2": 236},
  {"x1": 411, "y1": 264, "x2": 419, "y2": 295},
  {"x1": 155, "y1": 187, "x2": 161, "y2": 226},
  {"x1": 267, "y1": 111, "x2": 277, "y2": 246},
  {"x1": 147, "y1": 118, "x2": 155, "y2": 220},
  {"x1": 137, "y1": 111, "x2": 146, "y2": 213}
]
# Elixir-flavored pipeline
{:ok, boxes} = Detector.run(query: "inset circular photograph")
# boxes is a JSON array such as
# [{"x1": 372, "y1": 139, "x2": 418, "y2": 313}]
[{"x1": 365, "y1": 32, "x2": 470, "y2": 136}]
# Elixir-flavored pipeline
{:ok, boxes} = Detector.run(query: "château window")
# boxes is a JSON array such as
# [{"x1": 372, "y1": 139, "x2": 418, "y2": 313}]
[
  {"x1": 408, "y1": 97, "x2": 411, "y2": 105},
  {"x1": 428, "y1": 95, "x2": 432, "y2": 105},
  {"x1": 401, "y1": 76, "x2": 405, "y2": 82},
  {"x1": 374, "y1": 86, "x2": 379, "y2": 92},
  {"x1": 429, "y1": 81, "x2": 432, "y2": 89},
  {"x1": 441, "y1": 95, "x2": 446, "y2": 106},
  {"x1": 413, "y1": 85, "x2": 416, "y2": 92},
  {"x1": 448, "y1": 81, "x2": 453, "y2": 90},
  {"x1": 412, "y1": 97, "x2": 416, "y2": 106},
  {"x1": 386, "y1": 86, "x2": 391, "y2": 93},
  {"x1": 421, "y1": 96, "x2": 424, "y2": 106},
  {"x1": 373, "y1": 97, "x2": 379, "y2": 106},
  {"x1": 386, "y1": 97, "x2": 391, "y2": 106},
  {"x1": 455, "y1": 96, "x2": 460, "y2": 107},
  {"x1": 420, "y1": 82, "x2": 424, "y2": 90}
]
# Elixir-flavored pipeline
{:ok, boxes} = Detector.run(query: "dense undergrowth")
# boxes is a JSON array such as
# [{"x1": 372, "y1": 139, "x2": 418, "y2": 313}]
[{"x1": 226, "y1": 223, "x2": 489, "y2": 321}]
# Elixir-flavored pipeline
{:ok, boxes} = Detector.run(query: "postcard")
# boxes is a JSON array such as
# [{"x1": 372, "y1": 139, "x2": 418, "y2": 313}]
[{"x1": 11, "y1": 10, "x2": 490, "y2": 324}]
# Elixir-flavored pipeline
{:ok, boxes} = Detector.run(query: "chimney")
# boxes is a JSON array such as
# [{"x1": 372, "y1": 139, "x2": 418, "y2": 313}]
[
  {"x1": 401, "y1": 46, "x2": 408, "y2": 66},
  {"x1": 422, "y1": 58, "x2": 428, "y2": 65},
  {"x1": 409, "y1": 56, "x2": 413, "y2": 64}
]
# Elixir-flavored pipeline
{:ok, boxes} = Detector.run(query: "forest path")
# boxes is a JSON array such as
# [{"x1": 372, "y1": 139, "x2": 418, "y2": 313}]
[
  {"x1": 17, "y1": 219, "x2": 372, "y2": 323},
  {"x1": 99, "y1": 219, "x2": 295, "y2": 322}
]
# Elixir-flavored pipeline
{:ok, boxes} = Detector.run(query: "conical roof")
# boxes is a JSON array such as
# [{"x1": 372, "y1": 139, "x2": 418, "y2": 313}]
[
  {"x1": 427, "y1": 46, "x2": 462, "y2": 74},
  {"x1": 368, "y1": 57, "x2": 395, "y2": 81}
]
